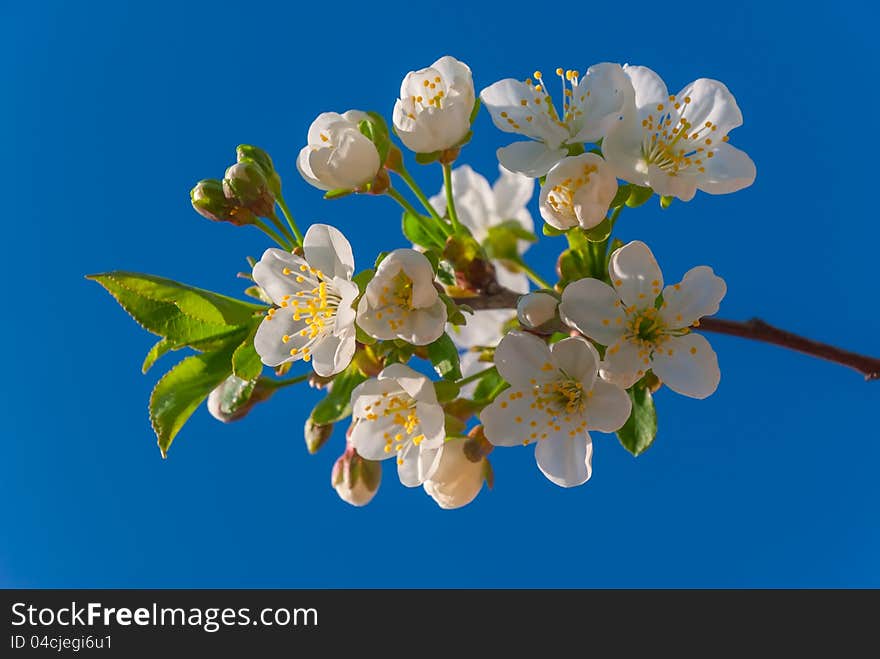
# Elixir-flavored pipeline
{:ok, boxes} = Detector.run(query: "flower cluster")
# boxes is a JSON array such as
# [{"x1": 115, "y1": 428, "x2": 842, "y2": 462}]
[{"x1": 95, "y1": 54, "x2": 758, "y2": 510}]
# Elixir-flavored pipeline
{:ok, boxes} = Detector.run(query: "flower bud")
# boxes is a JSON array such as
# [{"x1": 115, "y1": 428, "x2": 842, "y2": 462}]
[
  {"x1": 222, "y1": 161, "x2": 275, "y2": 217},
  {"x1": 297, "y1": 110, "x2": 382, "y2": 192},
  {"x1": 304, "y1": 418, "x2": 334, "y2": 454},
  {"x1": 331, "y1": 445, "x2": 382, "y2": 507},
  {"x1": 423, "y1": 436, "x2": 487, "y2": 510},
  {"x1": 517, "y1": 291, "x2": 560, "y2": 332},
  {"x1": 207, "y1": 375, "x2": 276, "y2": 422},
  {"x1": 191, "y1": 179, "x2": 256, "y2": 225},
  {"x1": 236, "y1": 144, "x2": 282, "y2": 196}
]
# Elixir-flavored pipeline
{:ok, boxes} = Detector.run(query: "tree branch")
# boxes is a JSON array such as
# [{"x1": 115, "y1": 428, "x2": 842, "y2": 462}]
[{"x1": 453, "y1": 289, "x2": 880, "y2": 382}]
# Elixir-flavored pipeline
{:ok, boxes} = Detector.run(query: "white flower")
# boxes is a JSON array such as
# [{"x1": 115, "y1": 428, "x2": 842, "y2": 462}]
[
  {"x1": 350, "y1": 363, "x2": 446, "y2": 487},
  {"x1": 428, "y1": 164, "x2": 534, "y2": 348},
  {"x1": 253, "y1": 224, "x2": 359, "y2": 376},
  {"x1": 331, "y1": 446, "x2": 382, "y2": 507},
  {"x1": 392, "y1": 56, "x2": 475, "y2": 154},
  {"x1": 356, "y1": 248, "x2": 447, "y2": 345},
  {"x1": 423, "y1": 437, "x2": 485, "y2": 509},
  {"x1": 479, "y1": 332, "x2": 631, "y2": 488},
  {"x1": 517, "y1": 291, "x2": 559, "y2": 330},
  {"x1": 480, "y1": 64, "x2": 632, "y2": 177},
  {"x1": 297, "y1": 110, "x2": 381, "y2": 191},
  {"x1": 559, "y1": 241, "x2": 726, "y2": 398},
  {"x1": 539, "y1": 153, "x2": 618, "y2": 230},
  {"x1": 602, "y1": 65, "x2": 756, "y2": 201}
]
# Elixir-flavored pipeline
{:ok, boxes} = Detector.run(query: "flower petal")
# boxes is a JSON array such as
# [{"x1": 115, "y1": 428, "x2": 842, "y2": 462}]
[
  {"x1": 622, "y1": 65, "x2": 669, "y2": 110},
  {"x1": 559, "y1": 277, "x2": 625, "y2": 346},
  {"x1": 609, "y1": 241, "x2": 664, "y2": 308},
  {"x1": 568, "y1": 62, "x2": 633, "y2": 143},
  {"x1": 652, "y1": 333, "x2": 720, "y2": 399},
  {"x1": 584, "y1": 379, "x2": 632, "y2": 432},
  {"x1": 251, "y1": 248, "x2": 309, "y2": 305},
  {"x1": 600, "y1": 339, "x2": 643, "y2": 389},
  {"x1": 535, "y1": 433, "x2": 593, "y2": 488},
  {"x1": 494, "y1": 331, "x2": 556, "y2": 386},
  {"x1": 480, "y1": 79, "x2": 568, "y2": 144},
  {"x1": 310, "y1": 326, "x2": 356, "y2": 377},
  {"x1": 479, "y1": 387, "x2": 543, "y2": 447},
  {"x1": 698, "y1": 142, "x2": 756, "y2": 195},
  {"x1": 660, "y1": 266, "x2": 727, "y2": 329},
  {"x1": 497, "y1": 141, "x2": 568, "y2": 178},
  {"x1": 550, "y1": 336, "x2": 599, "y2": 388},
  {"x1": 303, "y1": 224, "x2": 355, "y2": 280},
  {"x1": 380, "y1": 363, "x2": 436, "y2": 403},
  {"x1": 398, "y1": 444, "x2": 442, "y2": 487},
  {"x1": 492, "y1": 165, "x2": 535, "y2": 225},
  {"x1": 296, "y1": 145, "x2": 327, "y2": 190},
  {"x1": 674, "y1": 78, "x2": 743, "y2": 137},
  {"x1": 448, "y1": 309, "x2": 511, "y2": 349},
  {"x1": 253, "y1": 311, "x2": 313, "y2": 367},
  {"x1": 406, "y1": 302, "x2": 448, "y2": 346}
]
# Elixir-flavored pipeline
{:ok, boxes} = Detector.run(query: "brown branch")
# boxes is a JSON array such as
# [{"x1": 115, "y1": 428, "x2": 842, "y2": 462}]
[{"x1": 452, "y1": 289, "x2": 880, "y2": 382}]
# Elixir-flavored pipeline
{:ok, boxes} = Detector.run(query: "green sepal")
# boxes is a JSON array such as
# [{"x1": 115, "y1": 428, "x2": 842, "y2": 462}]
[
  {"x1": 324, "y1": 188, "x2": 354, "y2": 200},
  {"x1": 610, "y1": 183, "x2": 633, "y2": 208},
  {"x1": 583, "y1": 216, "x2": 612, "y2": 243},
  {"x1": 468, "y1": 98, "x2": 481, "y2": 124},
  {"x1": 415, "y1": 151, "x2": 441, "y2": 165},
  {"x1": 542, "y1": 223, "x2": 566, "y2": 237}
]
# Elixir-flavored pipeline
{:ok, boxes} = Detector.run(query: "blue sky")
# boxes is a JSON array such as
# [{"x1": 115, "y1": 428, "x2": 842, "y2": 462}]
[{"x1": 2, "y1": 1, "x2": 878, "y2": 587}]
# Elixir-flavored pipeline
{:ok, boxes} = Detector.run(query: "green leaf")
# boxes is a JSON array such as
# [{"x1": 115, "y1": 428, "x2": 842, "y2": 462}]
[
  {"x1": 352, "y1": 269, "x2": 375, "y2": 295},
  {"x1": 625, "y1": 185, "x2": 654, "y2": 208},
  {"x1": 610, "y1": 183, "x2": 633, "y2": 208},
  {"x1": 150, "y1": 345, "x2": 237, "y2": 457},
  {"x1": 92, "y1": 275, "x2": 246, "y2": 348},
  {"x1": 440, "y1": 294, "x2": 468, "y2": 327},
  {"x1": 310, "y1": 363, "x2": 367, "y2": 425},
  {"x1": 616, "y1": 385, "x2": 658, "y2": 457},
  {"x1": 472, "y1": 367, "x2": 504, "y2": 401},
  {"x1": 231, "y1": 330, "x2": 262, "y2": 380},
  {"x1": 583, "y1": 216, "x2": 612, "y2": 242},
  {"x1": 427, "y1": 334, "x2": 462, "y2": 381},
  {"x1": 402, "y1": 211, "x2": 444, "y2": 250},
  {"x1": 434, "y1": 380, "x2": 461, "y2": 403},
  {"x1": 88, "y1": 272, "x2": 263, "y2": 326},
  {"x1": 142, "y1": 338, "x2": 177, "y2": 373}
]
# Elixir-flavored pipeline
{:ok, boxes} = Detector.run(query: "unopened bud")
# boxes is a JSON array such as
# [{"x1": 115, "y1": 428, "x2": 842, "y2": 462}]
[
  {"x1": 331, "y1": 445, "x2": 382, "y2": 507},
  {"x1": 207, "y1": 375, "x2": 276, "y2": 422},
  {"x1": 191, "y1": 179, "x2": 256, "y2": 225},
  {"x1": 237, "y1": 144, "x2": 282, "y2": 196},
  {"x1": 517, "y1": 291, "x2": 560, "y2": 332},
  {"x1": 424, "y1": 435, "x2": 487, "y2": 510},
  {"x1": 304, "y1": 418, "x2": 334, "y2": 454},
  {"x1": 222, "y1": 161, "x2": 275, "y2": 217}
]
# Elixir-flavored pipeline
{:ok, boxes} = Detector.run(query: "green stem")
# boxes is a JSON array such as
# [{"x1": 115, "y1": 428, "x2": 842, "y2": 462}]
[
  {"x1": 396, "y1": 167, "x2": 447, "y2": 228},
  {"x1": 276, "y1": 194, "x2": 304, "y2": 246},
  {"x1": 442, "y1": 162, "x2": 463, "y2": 234},
  {"x1": 456, "y1": 365, "x2": 497, "y2": 387},
  {"x1": 516, "y1": 259, "x2": 552, "y2": 290},
  {"x1": 266, "y1": 373, "x2": 310, "y2": 389},
  {"x1": 254, "y1": 218, "x2": 292, "y2": 249},
  {"x1": 269, "y1": 211, "x2": 297, "y2": 247},
  {"x1": 387, "y1": 188, "x2": 448, "y2": 246}
]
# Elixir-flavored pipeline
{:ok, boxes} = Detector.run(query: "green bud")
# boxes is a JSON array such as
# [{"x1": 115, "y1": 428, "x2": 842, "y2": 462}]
[
  {"x1": 207, "y1": 375, "x2": 277, "y2": 422},
  {"x1": 304, "y1": 418, "x2": 334, "y2": 454},
  {"x1": 222, "y1": 161, "x2": 275, "y2": 218},
  {"x1": 191, "y1": 178, "x2": 256, "y2": 225},
  {"x1": 237, "y1": 144, "x2": 282, "y2": 196}
]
